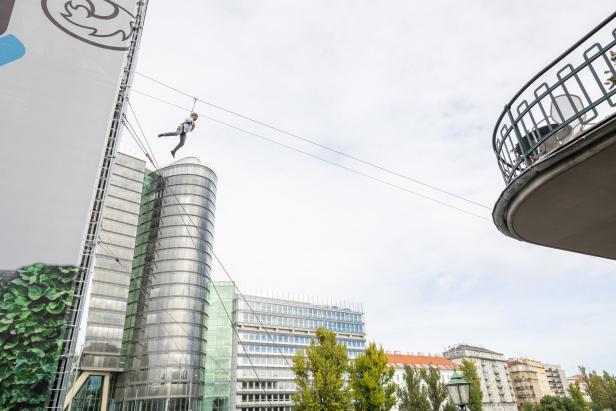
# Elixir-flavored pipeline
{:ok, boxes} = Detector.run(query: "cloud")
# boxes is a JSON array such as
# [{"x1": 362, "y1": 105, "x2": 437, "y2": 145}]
[{"x1": 125, "y1": 0, "x2": 616, "y2": 374}]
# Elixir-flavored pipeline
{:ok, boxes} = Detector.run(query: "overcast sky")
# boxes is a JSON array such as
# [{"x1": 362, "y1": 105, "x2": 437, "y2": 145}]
[{"x1": 121, "y1": 0, "x2": 616, "y2": 375}]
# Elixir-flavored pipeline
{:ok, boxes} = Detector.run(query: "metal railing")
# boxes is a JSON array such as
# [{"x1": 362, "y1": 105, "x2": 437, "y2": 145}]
[{"x1": 493, "y1": 11, "x2": 616, "y2": 184}]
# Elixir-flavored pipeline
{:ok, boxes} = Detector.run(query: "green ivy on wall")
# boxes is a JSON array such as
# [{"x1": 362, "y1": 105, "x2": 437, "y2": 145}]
[{"x1": 0, "y1": 264, "x2": 79, "y2": 411}]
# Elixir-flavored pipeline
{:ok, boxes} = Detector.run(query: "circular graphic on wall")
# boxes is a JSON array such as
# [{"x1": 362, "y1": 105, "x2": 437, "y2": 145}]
[{"x1": 41, "y1": 0, "x2": 136, "y2": 51}]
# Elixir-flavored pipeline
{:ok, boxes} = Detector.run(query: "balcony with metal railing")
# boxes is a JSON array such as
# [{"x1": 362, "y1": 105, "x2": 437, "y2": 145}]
[{"x1": 492, "y1": 11, "x2": 616, "y2": 260}]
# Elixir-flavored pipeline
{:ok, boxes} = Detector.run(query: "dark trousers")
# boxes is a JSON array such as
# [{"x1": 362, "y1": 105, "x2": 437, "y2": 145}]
[{"x1": 160, "y1": 127, "x2": 187, "y2": 154}]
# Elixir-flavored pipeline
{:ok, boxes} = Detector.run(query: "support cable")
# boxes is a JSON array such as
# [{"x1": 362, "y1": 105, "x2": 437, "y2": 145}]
[
  {"x1": 135, "y1": 71, "x2": 490, "y2": 210},
  {"x1": 124, "y1": 110, "x2": 300, "y2": 368},
  {"x1": 121, "y1": 118, "x2": 286, "y2": 407},
  {"x1": 130, "y1": 89, "x2": 490, "y2": 222}
]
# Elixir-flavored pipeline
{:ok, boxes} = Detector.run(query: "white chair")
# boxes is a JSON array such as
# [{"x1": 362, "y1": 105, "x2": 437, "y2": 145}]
[{"x1": 549, "y1": 94, "x2": 589, "y2": 144}]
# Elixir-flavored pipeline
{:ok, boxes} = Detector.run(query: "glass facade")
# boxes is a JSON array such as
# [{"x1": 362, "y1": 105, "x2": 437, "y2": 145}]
[
  {"x1": 112, "y1": 158, "x2": 217, "y2": 411},
  {"x1": 233, "y1": 293, "x2": 366, "y2": 411},
  {"x1": 81, "y1": 153, "x2": 146, "y2": 370},
  {"x1": 69, "y1": 375, "x2": 105, "y2": 411},
  {"x1": 203, "y1": 282, "x2": 235, "y2": 411}
]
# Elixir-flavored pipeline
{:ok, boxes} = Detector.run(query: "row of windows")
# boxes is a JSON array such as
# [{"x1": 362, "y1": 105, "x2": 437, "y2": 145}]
[
  {"x1": 239, "y1": 332, "x2": 365, "y2": 348},
  {"x1": 238, "y1": 300, "x2": 362, "y2": 323},
  {"x1": 108, "y1": 182, "x2": 143, "y2": 204},
  {"x1": 238, "y1": 356, "x2": 291, "y2": 368},
  {"x1": 239, "y1": 313, "x2": 364, "y2": 334},
  {"x1": 91, "y1": 268, "x2": 132, "y2": 287},
  {"x1": 101, "y1": 217, "x2": 139, "y2": 237},
  {"x1": 140, "y1": 184, "x2": 216, "y2": 210},
  {"x1": 99, "y1": 227, "x2": 138, "y2": 249},
  {"x1": 80, "y1": 353, "x2": 121, "y2": 369},
  {"x1": 240, "y1": 393, "x2": 291, "y2": 403},
  {"x1": 237, "y1": 368, "x2": 295, "y2": 380},
  {"x1": 131, "y1": 260, "x2": 212, "y2": 277},
  {"x1": 89, "y1": 295, "x2": 128, "y2": 313},
  {"x1": 112, "y1": 161, "x2": 146, "y2": 182},
  {"x1": 87, "y1": 308, "x2": 127, "y2": 327},
  {"x1": 132, "y1": 248, "x2": 212, "y2": 267},
  {"x1": 240, "y1": 380, "x2": 294, "y2": 391},
  {"x1": 124, "y1": 309, "x2": 204, "y2": 329},
  {"x1": 241, "y1": 344, "x2": 300, "y2": 355},
  {"x1": 123, "y1": 322, "x2": 203, "y2": 339},
  {"x1": 125, "y1": 294, "x2": 209, "y2": 314},
  {"x1": 138, "y1": 210, "x2": 215, "y2": 235},
  {"x1": 148, "y1": 170, "x2": 217, "y2": 189},
  {"x1": 134, "y1": 234, "x2": 214, "y2": 254},
  {"x1": 113, "y1": 380, "x2": 204, "y2": 400}
]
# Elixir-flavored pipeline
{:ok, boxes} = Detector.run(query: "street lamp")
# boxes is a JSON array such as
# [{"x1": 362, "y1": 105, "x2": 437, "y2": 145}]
[{"x1": 447, "y1": 371, "x2": 471, "y2": 411}]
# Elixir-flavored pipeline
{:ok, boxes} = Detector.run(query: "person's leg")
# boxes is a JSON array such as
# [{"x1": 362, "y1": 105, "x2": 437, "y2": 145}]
[
  {"x1": 159, "y1": 131, "x2": 180, "y2": 137},
  {"x1": 171, "y1": 133, "x2": 186, "y2": 157},
  {"x1": 158, "y1": 126, "x2": 183, "y2": 138}
]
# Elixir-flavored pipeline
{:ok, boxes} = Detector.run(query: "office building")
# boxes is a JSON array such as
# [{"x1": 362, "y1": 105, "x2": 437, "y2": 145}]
[
  {"x1": 544, "y1": 364, "x2": 567, "y2": 397},
  {"x1": 507, "y1": 359, "x2": 552, "y2": 409},
  {"x1": 567, "y1": 375, "x2": 591, "y2": 402},
  {"x1": 80, "y1": 153, "x2": 147, "y2": 371},
  {"x1": 444, "y1": 344, "x2": 517, "y2": 411},
  {"x1": 203, "y1": 283, "x2": 366, "y2": 411},
  {"x1": 65, "y1": 155, "x2": 218, "y2": 411},
  {"x1": 113, "y1": 157, "x2": 218, "y2": 410},
  {"x1": 387, "y1": 353, "x2": 457, "y2": 411}
]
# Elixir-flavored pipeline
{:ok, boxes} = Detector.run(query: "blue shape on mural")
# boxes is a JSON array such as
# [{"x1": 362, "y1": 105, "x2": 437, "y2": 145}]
[{"x1": 0, "y1": 34, "x2": 25, "y2": 66}]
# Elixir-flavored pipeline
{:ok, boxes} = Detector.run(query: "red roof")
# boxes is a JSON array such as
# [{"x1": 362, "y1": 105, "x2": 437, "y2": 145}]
[{"x1": 386, "y1": 354, "x2": 457, "y2": 369}]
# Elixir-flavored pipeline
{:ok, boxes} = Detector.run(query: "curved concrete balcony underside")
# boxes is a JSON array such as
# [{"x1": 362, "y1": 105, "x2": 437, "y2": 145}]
[{"x1": 493, "y1": 114, "x2": 616, "y2": 260}]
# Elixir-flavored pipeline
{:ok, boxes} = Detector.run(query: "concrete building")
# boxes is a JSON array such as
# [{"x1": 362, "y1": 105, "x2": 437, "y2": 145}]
[
  {"x1": 233, "y1": 290, "x2": 366, "y2": 411},
  {"x1": 544, "y1": 364, "x2": 567, "y2": 397},
  {"x1": 567, "y1": 375, "x2": 591, "y2": 402},
  {"x1": 202, "y1": 282, "x2": 367, "y2": 411},
  {"x1": 387, "y1": 353, "x2": 457, "y2": 411},
  {"x1": 507, "y1": 359, "x2": 552, "y2": 409},
  {"x1": 443, "y1": 344, "x2": 517, "y2": 411}
]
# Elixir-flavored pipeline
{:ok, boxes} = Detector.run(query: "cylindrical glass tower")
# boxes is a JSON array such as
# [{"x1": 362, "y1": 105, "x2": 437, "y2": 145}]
[{"x1": 113, "y1": 158, "x2": 217, "y2": 411}]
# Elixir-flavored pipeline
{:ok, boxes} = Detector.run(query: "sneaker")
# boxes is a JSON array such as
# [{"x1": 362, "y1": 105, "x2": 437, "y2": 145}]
[{"x1": 171, "y1": 151, "x2": 176, "y2": 158}]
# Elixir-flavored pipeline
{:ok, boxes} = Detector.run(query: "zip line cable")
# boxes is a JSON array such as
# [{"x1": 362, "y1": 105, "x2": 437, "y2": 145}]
[
  {"x1": 122, "y1": 117, "x2": 295, "y2": 372},
  {"x1": 123, "y1": 115, "x2": 297, "y2": 368},
  {"x1": 130, "y1": 89, "x2": 490, "y2": 222},
  {"x1": 124, "y1": 110, "x2": 332, "y2": 367},
  {"x1": 135, "y1": 71, "x2": 490, "y2": 210}
]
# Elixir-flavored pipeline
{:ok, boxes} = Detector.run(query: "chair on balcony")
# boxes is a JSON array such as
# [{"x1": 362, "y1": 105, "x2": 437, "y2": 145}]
[{"x1": 549, "y1": 94, "x2": 587, "y2": 145}]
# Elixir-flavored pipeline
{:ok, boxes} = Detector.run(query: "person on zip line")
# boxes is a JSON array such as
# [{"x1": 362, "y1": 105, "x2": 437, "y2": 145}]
[{"x1": 158, "y1": 112, "x2": 199, "y2": 158}]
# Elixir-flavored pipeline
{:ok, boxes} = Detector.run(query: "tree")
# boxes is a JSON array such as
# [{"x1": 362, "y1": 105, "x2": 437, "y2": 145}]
[
  {"x1": 580, "y1": 366, "x2": 616, "y2": 411},
  {"x1": 459, "y1": 359, "x2": 483, "y2": 411},
  {"x1": 292, "y1": 327, "x2": 352, "y2": 411},
  {"x1": 350, "y1": 342, "x2": 397, "y2": 411},
  {"x1": 398, "y1": 365, "x2": 430, "y2": 411},
  {"x1": 568, "y1": 383, "x2": 590, "y2": 411},
  {"x1": 420, "y1": 366, "x2": 451, "y2": 411},
  {"x1": 523, "y1": 395, "x2": 585, "y2": 411}
]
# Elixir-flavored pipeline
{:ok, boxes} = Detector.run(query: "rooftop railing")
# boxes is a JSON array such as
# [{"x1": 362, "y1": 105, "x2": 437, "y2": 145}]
[{"x1": 493, "y1": 11, "x2": 616, "y2": 184}]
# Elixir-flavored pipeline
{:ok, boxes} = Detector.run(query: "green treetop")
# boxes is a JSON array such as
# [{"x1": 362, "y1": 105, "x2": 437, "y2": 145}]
[
  {"x1": 421, "y1": 366, "x2": 453, "y2": 411},
  {"x1": 397, "y1": 365, "x2": 431, "y2": 411},
  {"x1": 459, "y1": 359, "x2": 483, "y2": 411},
  {"x1": 292, "y1": 327, "x2": 352, "y2": 411},
  {"x1": 523, "y1": 395, "x2": 585, "y2": 411},
  {"x1": 349, "y1": 342, "x2": 397, "y2": 411}
]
